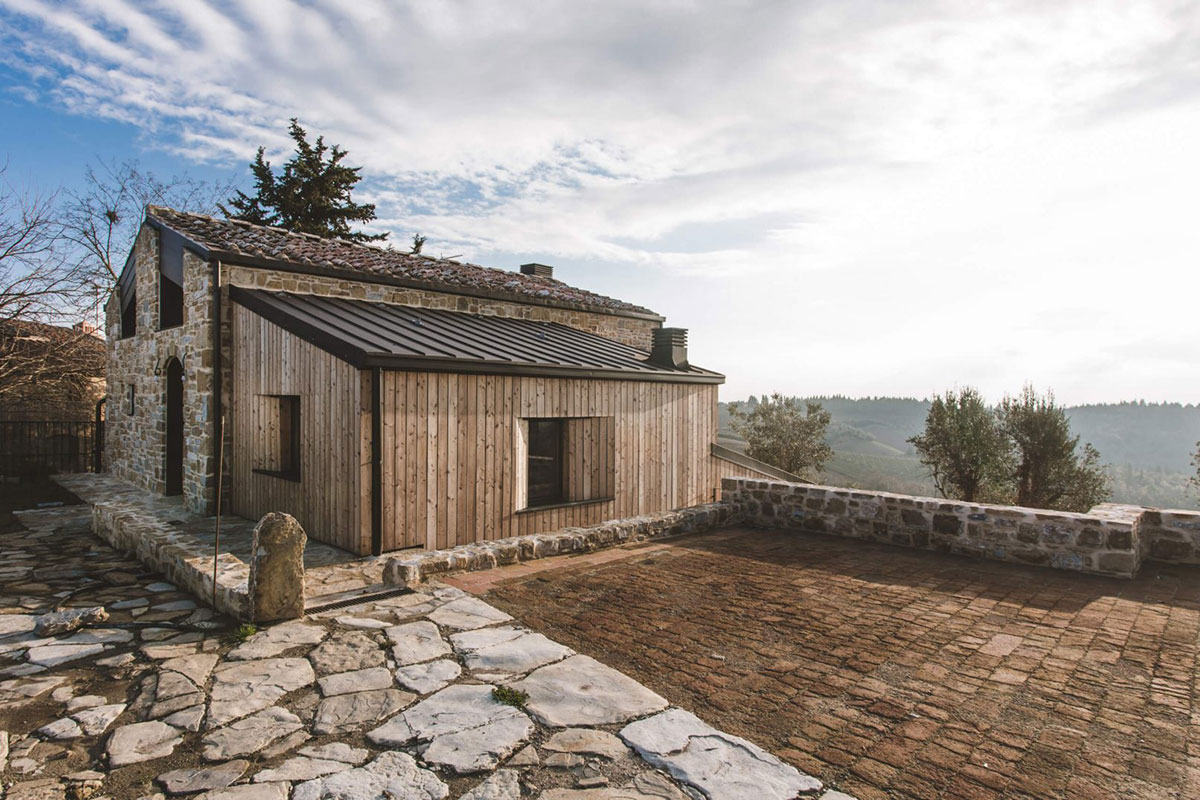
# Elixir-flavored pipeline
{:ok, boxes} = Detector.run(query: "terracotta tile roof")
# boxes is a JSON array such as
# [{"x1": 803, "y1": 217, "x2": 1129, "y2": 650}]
[{"x1": 146, "y1": 206, "x2": 658, "y2": 318}]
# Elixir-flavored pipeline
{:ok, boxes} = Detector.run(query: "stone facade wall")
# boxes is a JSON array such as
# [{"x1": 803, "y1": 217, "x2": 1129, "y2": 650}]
[
  {"x1": 105, "y1": 227, "x2": 218, "y2": 513},
  {"x1": 106, "y1": 219, "x2": 662, "y2": 518},
  {"x1": 722, "y1": 478, "x2": 1146, "y2": 578},
  {"x1": 383, "y1": 502, "x2": 742, "y2": 588},
  {"x1": 221, "y1": 264, "x2": 660, "y2": 350}
]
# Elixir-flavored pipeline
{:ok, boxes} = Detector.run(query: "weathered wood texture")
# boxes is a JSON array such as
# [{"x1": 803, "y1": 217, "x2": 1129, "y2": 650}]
[
  {"x1": 230, "y1": 307, "x2": 778, "y2": 555},
  {"x1": 229, "y1": 304, "x2": 368, "y2": 554},
  {"x1": 378, "y1": 371, "x2": 728, "y2": 552}
]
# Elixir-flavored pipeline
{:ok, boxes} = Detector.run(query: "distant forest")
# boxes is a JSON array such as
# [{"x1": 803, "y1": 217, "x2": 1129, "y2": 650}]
[{"x1": 719, "y1": 396, "x2": 1200, "y2": 510}]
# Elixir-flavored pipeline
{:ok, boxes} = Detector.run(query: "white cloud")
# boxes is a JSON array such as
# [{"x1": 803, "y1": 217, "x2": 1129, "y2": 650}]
[{"x1": 1, "y1": 0, "x2": 1198, "y2": 402}]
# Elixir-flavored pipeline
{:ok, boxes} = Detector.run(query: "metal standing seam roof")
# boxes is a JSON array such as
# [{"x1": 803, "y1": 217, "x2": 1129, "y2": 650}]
[{"x1": 230, "y1": 287, "x2": 724, "y2": 384}]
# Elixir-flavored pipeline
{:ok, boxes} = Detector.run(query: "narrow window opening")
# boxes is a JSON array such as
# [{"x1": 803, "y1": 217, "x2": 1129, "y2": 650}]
[
  {"x1": 254, "y1": 394, "x2": 301, "y2": 481},
  {"x1": 278, "y1": 395, "x2": 300, "y2": 479},
  {"x1": 120, "y1": 289, "x2": 137, "y2": 338},
  {"x1": 527, "y1": 418, "x2": 564, "y2": 508},
  {"x1": 158, "y1": 230, "x2": 184, "y2": 330},
  {"x1": 159, "y1": 273, "x2": 183, "y2": 329}
]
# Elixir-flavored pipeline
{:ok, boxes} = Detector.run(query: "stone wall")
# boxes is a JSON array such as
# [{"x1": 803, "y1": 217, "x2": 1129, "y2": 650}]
[
  {"x1": 105, "y1": 227, "x2": 218, "y2": 514},
  {"x1": 221, "y1": 264, "x2": 660, "y2": 350},
  {"x1": 1137, "y1": 507, "x2": 1200, "y2": 564},
  {"x1": 722, "y1": 478, "x2": 1148, "y2": 578},
  {"x1": 383, "y1": 502, "x2": 742, "y2": 588},
  {"x1": 106, "y1": 218, "x2": 662, "y2": 518}
]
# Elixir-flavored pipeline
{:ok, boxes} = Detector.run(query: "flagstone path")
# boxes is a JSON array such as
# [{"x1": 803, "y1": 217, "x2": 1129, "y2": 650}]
[{"x1": 2, "y1": 499, "x2": 843, "y2": 799}]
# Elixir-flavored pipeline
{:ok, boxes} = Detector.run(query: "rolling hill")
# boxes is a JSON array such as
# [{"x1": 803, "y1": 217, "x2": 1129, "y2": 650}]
[{"x1": 720, "y1": 396, "x2": 1200, "y2": 510}]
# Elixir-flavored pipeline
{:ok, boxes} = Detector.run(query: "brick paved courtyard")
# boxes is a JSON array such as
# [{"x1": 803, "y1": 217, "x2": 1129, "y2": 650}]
[{"x1": 456, "y1": 527, "x2": 1200, "y2": 800}]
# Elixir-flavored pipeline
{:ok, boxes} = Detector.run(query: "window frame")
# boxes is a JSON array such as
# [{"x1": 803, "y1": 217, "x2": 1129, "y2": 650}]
[
  {"x1": 518, "y1": 415, "x2": 616, "y2": 513},
  {"x1": 253, "y1": 394, "x2": 302, "y2": 482}
]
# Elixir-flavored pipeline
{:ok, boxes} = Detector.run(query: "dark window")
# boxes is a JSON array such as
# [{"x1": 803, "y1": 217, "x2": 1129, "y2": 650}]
[
  {"x1": 120, "y1": 289, "x2": 137, "y2": 338},
  {"x1": 158, "y1": 228, "x2": 185, "y2": 330},
  {"x1": 125, "y1": 384, "x2": 135, "y2": 415},
  {"x1": 159, "y1": 273, "x2": 183, "y2": 329},
  {"x1": 278, "y1": 395, "x2": 301, "y2": 479},
  {"x1": 527, "y1": 418, "x2": 564, "y2": 507}
]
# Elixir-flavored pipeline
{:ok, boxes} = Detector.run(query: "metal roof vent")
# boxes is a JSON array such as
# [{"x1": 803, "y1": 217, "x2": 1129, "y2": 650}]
[
  {"x1": 520, "y1": 263, "x2": 553, "y2": 279},
  {"x1": 650, "y1": 327, "x2": 688, "y2": 370}
]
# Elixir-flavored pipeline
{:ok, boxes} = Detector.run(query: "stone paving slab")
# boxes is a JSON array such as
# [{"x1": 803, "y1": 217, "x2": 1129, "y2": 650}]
[{"x1": 2, "y1": 498, "x2": 834, "y2": 799}]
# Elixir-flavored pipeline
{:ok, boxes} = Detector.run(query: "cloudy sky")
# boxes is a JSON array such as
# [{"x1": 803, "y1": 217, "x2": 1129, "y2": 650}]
[{"x1": 1, "y1": 0, "x2": 1197, "y2": 404}]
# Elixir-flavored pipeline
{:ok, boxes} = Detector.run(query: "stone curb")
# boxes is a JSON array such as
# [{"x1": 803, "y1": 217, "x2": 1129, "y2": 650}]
[{"x1": 382, "y1": 502, "x2": 744, "y2": 589}]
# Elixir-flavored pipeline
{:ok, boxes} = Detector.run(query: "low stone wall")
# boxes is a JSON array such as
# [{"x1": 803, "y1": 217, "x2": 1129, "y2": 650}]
[
  {"x1": 90, "y1": 501, "x2": 251, "y2": 619},
  {"x1": 722, "y1": 478, "x2": 1148, "y2": 578},
  {"x1": 383, "y1": 502, "x2": 742, "y2": 588},
  {"x1": 1139, "y1": 508, "x2": 1200, "y2": 563}
]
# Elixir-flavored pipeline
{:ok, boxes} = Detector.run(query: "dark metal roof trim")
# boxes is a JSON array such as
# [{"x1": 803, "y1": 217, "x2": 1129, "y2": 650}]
[
  {"x1": 711, "y1": 443, "x2": 804, "y2": 482},
  {"x1": 230, "y1": 287, "x2": 724, "y2": 385}
]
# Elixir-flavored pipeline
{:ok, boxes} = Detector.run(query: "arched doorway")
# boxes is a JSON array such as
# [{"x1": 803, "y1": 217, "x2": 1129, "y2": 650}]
[{"x1": 165, "y1": 357, "x2": 184, "y2": 496}]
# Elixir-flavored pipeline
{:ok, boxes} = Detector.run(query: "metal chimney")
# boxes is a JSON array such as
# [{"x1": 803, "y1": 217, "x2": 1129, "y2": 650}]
[
  {"x1": 520, "y1": 263, "x2": 554, "y2": 279},
  {"x1": 650, "y1": 327, "x2": 688, "y2": 369}
]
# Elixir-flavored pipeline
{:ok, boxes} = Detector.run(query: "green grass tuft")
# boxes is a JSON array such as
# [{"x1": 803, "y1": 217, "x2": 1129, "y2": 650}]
[{"x1": 491, "y1": 685, "x2": 529, "y2": 708}]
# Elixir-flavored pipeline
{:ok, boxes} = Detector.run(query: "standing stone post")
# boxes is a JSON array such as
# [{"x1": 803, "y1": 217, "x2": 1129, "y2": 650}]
[{"x1": 249, "y1": 512, "x2": 306, "y2": 622}]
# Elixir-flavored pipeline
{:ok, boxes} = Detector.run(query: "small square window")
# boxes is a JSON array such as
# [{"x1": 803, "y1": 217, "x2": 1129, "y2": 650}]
[{"x1": 521, "y1": 416, "x2": 615, "y2": 511}]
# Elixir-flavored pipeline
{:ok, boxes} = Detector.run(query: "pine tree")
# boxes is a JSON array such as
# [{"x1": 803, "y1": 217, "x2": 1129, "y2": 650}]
[{"x1": 221, "y1": 119, "x2": 387, "y2": 243}]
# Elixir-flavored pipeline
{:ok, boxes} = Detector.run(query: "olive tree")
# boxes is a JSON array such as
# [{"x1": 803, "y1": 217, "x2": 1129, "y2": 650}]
[
  {"x1": 729, "y1": 393, "x2": 833, "y2": 480},
  {"x1": 997, "y1": 386, "x2": 1110, "y2": 512},
  {"x1": 908, "y1": 387, "x2": 1008, "y2": 502}
]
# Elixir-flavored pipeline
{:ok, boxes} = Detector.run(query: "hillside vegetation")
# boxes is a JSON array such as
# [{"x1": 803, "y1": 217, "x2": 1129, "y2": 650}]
[{"x1": 719, "y1": 397, "x2": 1200, "y2": 510}]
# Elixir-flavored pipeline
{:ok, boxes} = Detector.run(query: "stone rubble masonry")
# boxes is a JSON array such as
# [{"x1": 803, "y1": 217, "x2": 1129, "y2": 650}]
[
  {"x1": 106, "y1": 226, "x2": 218, "y2": 514},
  {"x1": 106, "y1": 222, "x2": 661, "y2": 518},
  {"x1": 722, "y1": 478, "x2": 1200, "y2": 579},
  {"x1": 383, "y1": 502, "x2": 741, "y2": 588},
  {"x1": 85, "y1": 482, "x2": 251, "y2": 620}
]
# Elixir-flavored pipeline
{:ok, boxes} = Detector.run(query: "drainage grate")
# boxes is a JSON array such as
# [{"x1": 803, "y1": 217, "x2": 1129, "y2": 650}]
[{"x1": 305, "y1": 587, "x2": 412, "y2": 614}]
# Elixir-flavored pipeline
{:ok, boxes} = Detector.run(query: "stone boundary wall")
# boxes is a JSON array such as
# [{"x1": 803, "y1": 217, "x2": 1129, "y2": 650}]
[
  {"x1": 90, "y1": 500, "x2": 251, "y2": 619},
  {"x1": 1140, "y1": 508, "x2": 1200, "y2": 564},
  {"x1": 722, "y1": 478, "x2": 1148, "y2": 578},
  {"x1": 383, "y1": 502, "x2": 743, "y2": 588}
]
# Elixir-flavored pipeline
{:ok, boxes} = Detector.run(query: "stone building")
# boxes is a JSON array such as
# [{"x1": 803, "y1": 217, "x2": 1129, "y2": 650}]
[{"x1": 105, "y1": 207, "x2": 786, "y2": 554}]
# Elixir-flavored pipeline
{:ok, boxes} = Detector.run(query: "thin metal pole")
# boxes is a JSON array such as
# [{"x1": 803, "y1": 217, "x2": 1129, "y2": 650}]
[{"x1": 212, "y1": 414, "x2": 225, "y2": 612}]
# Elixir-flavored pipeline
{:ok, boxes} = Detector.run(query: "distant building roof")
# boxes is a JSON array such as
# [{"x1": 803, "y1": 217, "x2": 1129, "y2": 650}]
[
  {"x1": 0, "y1": 319, "x2": 105, "y2": 359},
  {"x1": 231, "y1": 287, "x2": 722, "y2": 384},
  {"x1": 146, "y1": 206, "x2": 659, "y2": 319}
]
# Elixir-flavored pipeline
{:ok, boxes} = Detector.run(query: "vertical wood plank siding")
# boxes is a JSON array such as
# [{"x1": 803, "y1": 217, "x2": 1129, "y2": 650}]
[
  {"x1": 229, "y1": 305, "x2": 367, "y2": 553},
  {"x1": 231, "y1": 307, "x2": 778, "y2": 555},
  {"x1": 377, "y1": 372, "x2": 726, "y2": 551}
]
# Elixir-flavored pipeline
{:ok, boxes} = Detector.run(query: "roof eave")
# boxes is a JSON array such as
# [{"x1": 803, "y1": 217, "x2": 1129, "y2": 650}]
[
  {"x1": 359, "y1": 353, "x2": 725, "y2": 384},
  {"x1": 229, "y1": 286, "x2": 723, "y2": 385}
]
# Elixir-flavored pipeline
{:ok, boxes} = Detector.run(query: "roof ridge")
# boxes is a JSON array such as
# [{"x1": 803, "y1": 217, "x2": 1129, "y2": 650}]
[
  {"x1": 146, "y1": 204, "x2": 563, "y2": 281},
  {"x1": 143, "y1": 205, "x2": 657, "y2": 317}
]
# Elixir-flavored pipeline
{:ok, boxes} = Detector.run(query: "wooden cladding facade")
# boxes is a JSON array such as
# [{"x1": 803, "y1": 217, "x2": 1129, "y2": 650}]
[
  {"x1": 230, "y1": 304, "x2": 370, "y2": 554},
  {"x1": 231, "y1": 306, "x2": 776, "y2": 555}
]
